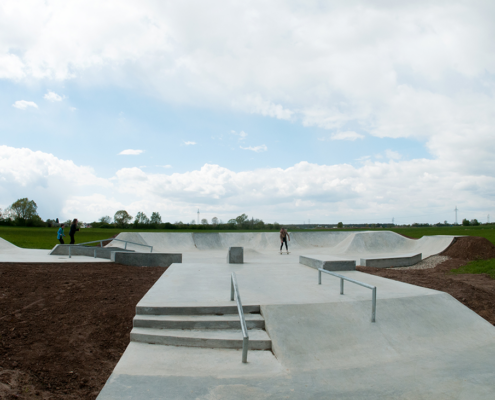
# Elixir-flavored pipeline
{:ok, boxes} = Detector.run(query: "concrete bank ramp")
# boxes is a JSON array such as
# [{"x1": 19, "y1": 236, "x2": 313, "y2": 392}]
[
  {"x1": 112, "y1": 231, "x2": 455, "y2": 260},
  {"x1": 0, "y1": 237, "x2": 18, "y2": 250}
]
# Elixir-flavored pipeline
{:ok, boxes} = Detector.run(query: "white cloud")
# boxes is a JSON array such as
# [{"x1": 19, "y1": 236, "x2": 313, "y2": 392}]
[
  {"x1": 184, "y1": 141, "x2": 196, "y2": 145},
  {"x1": 240, "y1": 145, "x2": 267, "y2": 153},
  {"x1": 385, "y1": 149, "x2": 401, "y2": 160},
  {"x1": 44, "y1": 91, "x2": 63, "y2": 102},
  {"x1": 1, "y1": 145, "x2": 493, "y2": 224},
  {"x1": 321, "y1": 131, "x2": 365, "y2": 141},
  {"x1": 231, "y1": 130, "x2": 248, "y2": 140},
  {"x1": 12, "y1": 100, "x2": 38, "y2": 110},
  {"x1": 118, "y1": 149, "x2": 144, "y2": 155}
]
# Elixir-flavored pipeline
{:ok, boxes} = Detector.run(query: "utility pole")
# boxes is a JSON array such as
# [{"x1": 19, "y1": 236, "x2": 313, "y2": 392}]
[
  {"x1": 197, "y1": 209, "x2": 200, "y2": 225},
  {"x1": 392, "y1": 217, "x2": 394, "y2": 225},
  {"x1": 488, "y1": 214, "x2": 490, "y2": 224},
  {"x1": 454, "y1": 206, "x2": 458, "y2": 225}
]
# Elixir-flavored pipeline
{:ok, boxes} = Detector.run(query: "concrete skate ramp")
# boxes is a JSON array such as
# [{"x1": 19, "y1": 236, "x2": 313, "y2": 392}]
[
  {"x1": 112, "y1": 231, "x2": 455, "y2": 260},
  {"x1": 0, "y1": 237, "x2": 18, "y2": 250}
]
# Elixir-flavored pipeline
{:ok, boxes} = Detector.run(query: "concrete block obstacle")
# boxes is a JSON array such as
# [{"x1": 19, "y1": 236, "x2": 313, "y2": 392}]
[
  {"x1": 111, "y1": 251, "x2": 182, "y2": 267},
  {"x1": 50, "y1": 244, "x2": 135, "y2": 259},
  {"x1": 360, "y1": 253, "x2": 422, "y2": 268},
  {"x1": 299, "y1": 255, "x2": 356, "y2": 271},
  {"x1": 227, "y1": 247, "x2": 243, "y2": 264}
]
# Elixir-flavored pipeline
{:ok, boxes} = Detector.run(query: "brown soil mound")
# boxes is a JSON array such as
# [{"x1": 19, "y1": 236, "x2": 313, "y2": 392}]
[
  {"x1": 440, "y1": 236, "x2": 495, "y2": 260},
  {"x1": 0, "y1": 263, "x2": 165, "y2": 400}
]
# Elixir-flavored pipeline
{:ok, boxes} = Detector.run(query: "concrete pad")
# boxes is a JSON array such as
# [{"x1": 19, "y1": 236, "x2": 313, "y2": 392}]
[
  {"x1": 360, "y1": 253, "x2": 422, "y2": 267},
  {"x1": 299, "y1": 255, "x2": 356, "y2": 270},
  {"x1": 98, "y1": 260, "x2": 495, "y2": 400}
]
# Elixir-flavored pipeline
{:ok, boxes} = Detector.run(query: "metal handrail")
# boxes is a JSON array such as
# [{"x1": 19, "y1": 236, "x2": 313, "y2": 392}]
[
  {"x1": 318, "y1": 268, "x2": 377, "y2": 322},
  {"x1": 67, "y1": 238, "x2": 153, "y2": 258},
  {"x1": 75, "y1": 238, "x2": 153, "y2": 251},
  {"x1": 230, "y1": 272, "x2": 249, "y2": 363}
]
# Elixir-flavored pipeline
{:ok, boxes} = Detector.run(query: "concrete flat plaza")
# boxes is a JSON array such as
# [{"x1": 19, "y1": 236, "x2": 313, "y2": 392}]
[{"x1": 95, "y1": 231, "x2": 495, "y2": 399}]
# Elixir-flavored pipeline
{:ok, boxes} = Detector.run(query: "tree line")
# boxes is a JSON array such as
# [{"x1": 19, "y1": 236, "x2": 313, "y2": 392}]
[{"x1": 0, "y1": 198, "x2": 281, "y2": 230}]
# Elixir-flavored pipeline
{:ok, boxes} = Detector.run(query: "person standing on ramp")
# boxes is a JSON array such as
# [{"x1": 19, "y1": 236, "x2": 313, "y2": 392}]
[
  {"x1": 57, "y1": 224, "x2": 66, "y2": 244},
  {"x1": 280, "y1": 228, "x2": 290, "y2": 254},
  {"x1": 69, "y1": 219, "x2": 80, "y2": 244}
]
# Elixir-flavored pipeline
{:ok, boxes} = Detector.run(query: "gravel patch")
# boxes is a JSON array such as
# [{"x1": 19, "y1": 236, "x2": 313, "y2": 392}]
[{"x1": 392, "y1": 255, "x2": 450, "y2": 270}]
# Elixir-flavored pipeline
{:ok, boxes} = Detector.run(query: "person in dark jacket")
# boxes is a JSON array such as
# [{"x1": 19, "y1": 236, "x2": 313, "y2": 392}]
[{"x1": 69, "y1": 219, "x2": 79, "y2": 244}]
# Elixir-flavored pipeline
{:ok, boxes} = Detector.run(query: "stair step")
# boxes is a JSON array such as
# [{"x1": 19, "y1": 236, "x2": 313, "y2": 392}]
[
  {"x1": 130, "y1": 328, "x2": 272, "y2": 350},
  {"x1": 136, "y1": 305, "x2": 260, "y2": 316},
  {"x1": 134, "y1": 314, "x2": 265, "y2": 330}
]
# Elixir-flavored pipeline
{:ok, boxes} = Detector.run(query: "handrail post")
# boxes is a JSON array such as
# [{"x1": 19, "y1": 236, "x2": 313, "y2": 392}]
[
  {"x1": 318, "y1": 269, "x2": 321, "y2": 285},
  {"x1": 69, "y1": 246, "x2": 71, "y2": 258},
  {"x1": 230, "y1": 276, "x2": 235, "y2": 301},
  {"x1": 94, "y1": 249, "x2": 97, "y2": 258},
  {"x1": 340, "y1": 278, "x2": 344, "y2": 295},
  {"x1": 100, "y1": 241, "x2": 102, "y2": 247},
  {"x1": 125, "y1": 242, "x2": 128, "y2": 250},
  {"x1": 242, "y1": 336, "x2": 249, "y2": 363},
  {"x1": 371, "y1": 287, "x2": 376, "y2": 322}
]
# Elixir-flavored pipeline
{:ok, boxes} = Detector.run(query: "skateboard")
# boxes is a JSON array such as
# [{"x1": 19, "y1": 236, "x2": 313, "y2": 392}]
[{"x1": 279, "y1": 251, "x2": 290, "y2": 255}]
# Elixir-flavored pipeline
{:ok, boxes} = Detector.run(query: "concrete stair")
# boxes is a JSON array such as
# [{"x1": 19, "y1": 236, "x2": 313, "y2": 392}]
[{"x1": 130, "y1": 305, "x2": 271, "y2": 350}]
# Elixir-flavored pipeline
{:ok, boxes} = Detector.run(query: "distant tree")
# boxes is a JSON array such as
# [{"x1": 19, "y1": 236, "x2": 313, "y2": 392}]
[
  {"x1": 337, "y1": 222, "x2": 344, "y2": 228},
  {"x1": 462, "y1": 218, "x2": 470, "y2": 226},
  {"x1": 114, "y1": 210, "x2": 133, "y2": 227},
  {"x1": 190, "y1": 219, "x2": 196, "y2": 225},
  {"x1": 9, "y1": 198, "x2": 38, "y2": 222},
  {"x1": 470, "y1": 219, "x2": 480, "y2": 226},
  {"x1": 235, "y1": 214, "x2": 249, "y2": 225},
  {"x1": 201, "y1": 218, "x2": 208, "y2": 225},
  {"x1": 99, "y1": 215, "x2": 112, "y2": 224},
  {"x1": 211, "y1": 217, "x2": 219, "y2": 225},
  {"x1": 135, "y1": 211, "x2": 150, "y2": 224},
  {"x1": 273, "y1": 222, "x2": 281, "y2": 230},
  {"x1": 150, "y1": 212, "x2": 162, "y2": 225}
]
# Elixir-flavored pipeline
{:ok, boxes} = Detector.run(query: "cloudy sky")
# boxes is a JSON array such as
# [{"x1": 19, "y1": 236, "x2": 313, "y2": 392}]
[{"x1": 1, "y1": 0, "x2": 494, "y2": 225}]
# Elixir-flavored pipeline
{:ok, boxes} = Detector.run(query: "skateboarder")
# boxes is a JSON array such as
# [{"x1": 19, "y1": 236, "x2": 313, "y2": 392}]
[
  {"x1": 280, "y1": 228, "x2": 290, "y2": 253},
  {"x1": 69, "y1": 219, "x2": 80, "y2": 244},
  {"x1": 57, "y1": 224, "x2": 66, "y2": 244}
]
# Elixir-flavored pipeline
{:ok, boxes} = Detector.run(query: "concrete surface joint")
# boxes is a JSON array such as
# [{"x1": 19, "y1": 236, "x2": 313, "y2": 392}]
[
  {"x1": 111, "y1": 252, "x2": 182, "y2": 267},
  {"x1": 227, "y1": 247, "x2": 244, "y2": 264}
]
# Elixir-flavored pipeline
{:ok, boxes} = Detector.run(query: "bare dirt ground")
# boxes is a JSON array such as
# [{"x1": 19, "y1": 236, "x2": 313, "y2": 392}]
[
  {"x1": 358, "y1": 236, "x2": 495, "y2": 326},
  {"x1": 0, "y1": 263, "x2": 165, "y2": 400}
]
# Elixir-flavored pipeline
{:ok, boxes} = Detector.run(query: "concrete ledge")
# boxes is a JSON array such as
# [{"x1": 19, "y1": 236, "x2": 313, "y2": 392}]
[
  {"x1": 111, "y1": 252, "x2": 182, "y2": 267},
  {"x1": 227, "y1": 247, "x2": 243, "y2": 264},
  {"x1": 360, "y1": 253, "x2": 422, "y2": 268},
  {"x1": 50, "y1": 244, "x2": 135, "y2": 259},
  {"x1": 299, "y1": 255, "x2": 356, "y2": 271}
]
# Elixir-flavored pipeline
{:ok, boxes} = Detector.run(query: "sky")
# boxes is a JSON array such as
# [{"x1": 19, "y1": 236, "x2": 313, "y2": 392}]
[{"x1": 1, "y1": 0, "x2": 494, "y2": 225}]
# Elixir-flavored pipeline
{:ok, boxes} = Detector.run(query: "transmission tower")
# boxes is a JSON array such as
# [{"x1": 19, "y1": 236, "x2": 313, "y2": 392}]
[
  {"x1": 392, "y1": 217, "x2": 394, "y2": 225},
  {"x1": 454, "y1": 206, "x2": 458, "y2": 225},
  {"x1": 197, "y1": 209, "x2": 200, "y2": 224}
]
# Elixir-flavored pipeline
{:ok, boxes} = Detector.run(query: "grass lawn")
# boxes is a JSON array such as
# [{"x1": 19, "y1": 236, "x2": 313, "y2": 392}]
[
  {"x1": 450, "y1": 258, "x2": 495, "y2": 279},
  {"x1": 1, "y1": 225, "x2": 494, "y2": 249}
]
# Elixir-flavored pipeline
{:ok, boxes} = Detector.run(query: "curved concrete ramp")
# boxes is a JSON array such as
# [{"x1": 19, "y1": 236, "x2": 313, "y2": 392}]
[{"x1": 111, "y1": 231, "x2": 456, "y2": 263}]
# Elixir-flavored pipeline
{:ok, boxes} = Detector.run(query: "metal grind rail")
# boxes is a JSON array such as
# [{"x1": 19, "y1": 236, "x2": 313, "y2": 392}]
[
  {"x1": 318, "y1": 268, "x2": 377, "y2": 323},
  {"x1": 68, "y1": 238, "x2": 153, "y2": 258},
  {"x1": 230, "y1": 272, "x2": 249, "y2": 363}
]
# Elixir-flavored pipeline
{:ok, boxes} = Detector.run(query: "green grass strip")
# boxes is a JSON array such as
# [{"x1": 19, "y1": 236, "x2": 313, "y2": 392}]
[{"x1": 450, "y1": 258, "x2": 495, "y2": 279}]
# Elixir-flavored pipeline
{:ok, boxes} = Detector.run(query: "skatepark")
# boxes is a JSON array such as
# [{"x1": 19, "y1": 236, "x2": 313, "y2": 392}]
[{"x1": 2, "y1": 231, "x2": 495, "y2": 399}]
